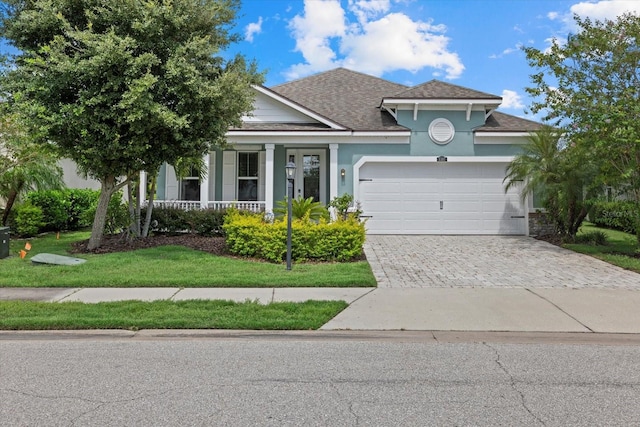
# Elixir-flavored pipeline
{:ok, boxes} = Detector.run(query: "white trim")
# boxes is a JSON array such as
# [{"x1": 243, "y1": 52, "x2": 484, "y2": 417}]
[
  {"x1": 199, "y1": 153, "x2": 209, "y2": 208},
  {"x1": 413, "y1": 103, "x2": 419, "y2": 121},
  {"x1": 382, "y1": 98, "x2": 501, "y2": 105},
  {"x1": 329, "y1": 144, "x2": 339, "y2": 201},
  {"x1": 382, "y1": 105, "x2": 397, "y2": 120},
  {"x1": 287, "y1": 149, "x2": 327, "y2": 204},
  {"x1": 139, "y1": 171, "x2": 147, "y2": 202},
  {"x1": 252, "y1": 85, "x2": 347, "y2": 130},
  {"x1": 475, "y1": 132, "x2": 530, "y2": 138},
  {"x1": 352, "y1": 156, "x2": 516, "y2": 202},
  {"x1": 228, "y1": 134, "x2": 410, "y2": 145},
  {"x1": 227, "y1": 130, "x2": 411, "y2": 138},
  {"x1": 265, "y1": 144, "x2": 275, "y2": 213},
  {"x1": 228, "y1": 130, "x2": 353, "y2": 137},
  {"x1": 466, "y1": 103, "x2": 472, "y2": 121}
]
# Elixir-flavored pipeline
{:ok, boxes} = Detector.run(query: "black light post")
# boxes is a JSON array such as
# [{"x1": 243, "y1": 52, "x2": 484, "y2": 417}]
[{"x1": 285, "y1": 162, "x2": 296, "y2": 270}]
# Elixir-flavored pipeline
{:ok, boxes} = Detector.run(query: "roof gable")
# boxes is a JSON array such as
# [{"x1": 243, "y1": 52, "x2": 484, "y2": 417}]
[
  {"x1": 271, "y1": 68, "x2": 409, "y2": 131},
  {"x1": 390, "y1": 80, "x2": 502, "y2": 100}
]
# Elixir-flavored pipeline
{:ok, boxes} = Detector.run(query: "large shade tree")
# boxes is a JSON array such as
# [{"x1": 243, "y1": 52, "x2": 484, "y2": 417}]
[
  {"x1": 0, "y1": 0, "x2": 263, "y2": 249},
  {"x1": 523, "y1": 13, "x2": 640, "y2": 240}
]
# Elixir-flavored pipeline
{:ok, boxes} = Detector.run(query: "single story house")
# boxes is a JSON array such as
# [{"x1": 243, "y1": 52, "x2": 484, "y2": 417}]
[{"x1": 66, "y1": 67, "x2": 544, "y2": 235}]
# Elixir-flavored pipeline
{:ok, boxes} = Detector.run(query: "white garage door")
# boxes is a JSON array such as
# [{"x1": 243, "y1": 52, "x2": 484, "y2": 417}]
[{"x1": 359, "y1": 161, "x2": 525, "y2": 235}]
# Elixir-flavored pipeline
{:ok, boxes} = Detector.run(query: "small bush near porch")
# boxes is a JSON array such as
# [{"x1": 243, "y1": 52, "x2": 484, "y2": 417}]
[{"x1": 224, "y1": 211, "x2": 366, "y2": 263}]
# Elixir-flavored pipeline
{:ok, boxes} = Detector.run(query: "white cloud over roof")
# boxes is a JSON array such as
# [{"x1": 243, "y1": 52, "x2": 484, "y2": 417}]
[
  {"x1": 500, "y1": 90, "x2": 525, "y2": 110},
  {"x1": 285, "y1": 0, "x2": 464, "y2": 81}
]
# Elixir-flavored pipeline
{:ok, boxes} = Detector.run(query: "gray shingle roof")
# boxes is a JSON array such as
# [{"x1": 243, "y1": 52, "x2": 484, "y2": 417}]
[
  {"x1": 271, "y1": 68, "x2": 409, "y2": 131},
  {"x1": 236, "y1": 68, "x2": 541, "y2": 134},
  {"x1": 387, "y1": 80, "x2": 502, "y2": 100},
  {"x1": 476, "y1": 111, "x2": 544, "y2": 132}
]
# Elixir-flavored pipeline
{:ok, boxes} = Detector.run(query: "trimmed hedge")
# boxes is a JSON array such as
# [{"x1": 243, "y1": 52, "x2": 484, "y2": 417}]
[
  {"x1": 144, "y1": 206, "x2": 226, "y2": 236},
  {"x1": 25, "y1": 189, "x2": 99, "y2": 232},
  {"x1": 590, "y1": 200, "x2": 639, "y2": 235},
  {"x1": 14, "y1": 203, "x2": 45, "y2": 237},
  {"x1": 224, "y1": 211, "x2": 366, "y2": 263}
]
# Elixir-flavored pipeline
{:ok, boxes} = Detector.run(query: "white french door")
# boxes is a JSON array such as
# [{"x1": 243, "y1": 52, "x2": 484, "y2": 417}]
[{"x1": 286, "y1": 149, "x2": 326, "y2": 204}]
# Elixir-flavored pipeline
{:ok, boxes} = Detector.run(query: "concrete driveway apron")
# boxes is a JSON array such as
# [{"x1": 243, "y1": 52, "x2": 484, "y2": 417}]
[{"x1": 364, "y1": 235, "x2": 640, "y2": 289}]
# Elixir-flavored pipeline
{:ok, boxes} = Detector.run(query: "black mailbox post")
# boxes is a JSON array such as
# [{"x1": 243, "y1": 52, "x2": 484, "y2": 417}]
[{"x1": 0, "y1": 227, "x2": 9, "y2": 259}]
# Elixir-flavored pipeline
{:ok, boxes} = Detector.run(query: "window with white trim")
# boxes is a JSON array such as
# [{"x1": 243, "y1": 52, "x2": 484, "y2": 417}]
[
  {"x1": 237, "y1": 152, "x2": 259, "y2": 201},
  {"x1": 180, "y1": 166, "x2": 200, "y2": 201}
]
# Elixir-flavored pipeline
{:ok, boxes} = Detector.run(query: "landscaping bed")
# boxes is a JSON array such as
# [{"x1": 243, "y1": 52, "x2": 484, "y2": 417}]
[{"x1": 70, "y1": 233, "x2": 228, "y2": 255}]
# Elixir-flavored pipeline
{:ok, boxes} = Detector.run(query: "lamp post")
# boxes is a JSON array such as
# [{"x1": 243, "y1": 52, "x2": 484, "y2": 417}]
[{"x1": 285, "y1": 162, "x2": 296, "y2": 270}]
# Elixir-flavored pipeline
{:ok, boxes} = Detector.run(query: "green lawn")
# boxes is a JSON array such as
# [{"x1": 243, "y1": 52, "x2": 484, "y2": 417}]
[
  {"x1": 565, "y1": 223, "x2": 640, "y2": 273},
  {"x1": 0, "y1": 299, "x2": 348, "y2": 330},
  {"x1": 2, "y1": 231, "x2": 376, "y2": 287}
]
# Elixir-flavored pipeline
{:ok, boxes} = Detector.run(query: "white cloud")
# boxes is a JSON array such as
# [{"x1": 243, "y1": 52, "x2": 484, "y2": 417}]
[
  {"x1": 489, "y1": 44, "x2": 522, "y2": 59},
  {"x1": 500, "y1": 89, "x2": 525, "y2": 110},
  {"x1": 547, "y1": 11, "x2": 559, "y2": 20},
  {"x1": 348, "y1": 0, "x2": 391, "y2": 24},
  {"x1": 285, "y1": 0, "x2": 464, "y2": 80},
  {"x1": 569, "y1": 0, "x2": 639, "y2": 21},
  {"x1": 244, "y1": 17, "x2": 263, "y2": 43},
  {"x1": 286, "y1": 0, "x2": 346, "y2": 78}
]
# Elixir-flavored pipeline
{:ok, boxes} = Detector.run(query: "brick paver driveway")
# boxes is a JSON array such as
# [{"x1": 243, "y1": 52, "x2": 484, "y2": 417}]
[{"x1": 364, "y1": 235, "x2": 640, "y2": 289}]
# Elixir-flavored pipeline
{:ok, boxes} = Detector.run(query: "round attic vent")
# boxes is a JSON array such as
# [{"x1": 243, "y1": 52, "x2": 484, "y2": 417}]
[{"x1": 428, "y1": 118, "x2": 455, "y2": 145}]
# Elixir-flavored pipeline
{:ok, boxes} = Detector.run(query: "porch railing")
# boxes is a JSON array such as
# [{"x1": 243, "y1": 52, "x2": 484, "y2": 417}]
[{"x1": 151, "y1": 200, "x2": 266, "y2": 213}]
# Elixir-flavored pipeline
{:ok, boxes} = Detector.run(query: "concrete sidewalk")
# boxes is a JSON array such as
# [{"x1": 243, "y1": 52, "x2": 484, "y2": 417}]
[{"x1": 3, "y1": 286, "x2": 640, "y2": 334}]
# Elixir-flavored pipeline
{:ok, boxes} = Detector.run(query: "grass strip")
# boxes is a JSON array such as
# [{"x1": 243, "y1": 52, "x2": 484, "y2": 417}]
[
  {"x1": 0, "y1": 300, "x2": 348, "y2": 330},
  {"x1": 3, "y1": 232, "x2": 376, "y2": 288},
  {"x1": 566, "y1": 223, "x2": 640, "y2": 273}
]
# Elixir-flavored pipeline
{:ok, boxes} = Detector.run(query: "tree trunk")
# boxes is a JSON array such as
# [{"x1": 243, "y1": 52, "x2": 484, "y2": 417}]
[
  {"x1": 1, "y1": 188, "x2": 19, "y2": 226},
  {"x1": 142, "y1": 174, "x2": 157, "y2": 238},
  {"x1": 127, "y1": 180, "x2": 140, "y2": 238},
  {"x1": 87, "y1": 177, "x2": 118, "y2": 250}
]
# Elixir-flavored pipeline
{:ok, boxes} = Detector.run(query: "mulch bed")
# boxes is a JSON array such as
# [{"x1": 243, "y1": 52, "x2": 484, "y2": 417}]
[{"x1": 70, "y1": 233, "x2": 228, "y2": 255}]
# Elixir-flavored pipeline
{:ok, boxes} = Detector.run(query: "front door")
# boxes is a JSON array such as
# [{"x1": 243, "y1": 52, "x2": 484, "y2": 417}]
[{"x1": 286, "y1": 149, "x2": 326, "y2": 204}]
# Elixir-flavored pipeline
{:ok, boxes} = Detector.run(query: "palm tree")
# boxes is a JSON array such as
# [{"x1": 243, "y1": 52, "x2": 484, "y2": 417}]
[
  {"x1": 0, "y1": 115, "x2": 65, "y2": 225},
  {"x1": 504, "y1": 126, "x2": 595, "y2": 238}
]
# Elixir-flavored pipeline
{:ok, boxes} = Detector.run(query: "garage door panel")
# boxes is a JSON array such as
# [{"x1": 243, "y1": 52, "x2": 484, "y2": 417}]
[
  {"x1": 402, "y1": 181, "x2": 440, "y2": 194},
  {"x1": 359, "y1": 161, "x2": 525, "y2": 235}
]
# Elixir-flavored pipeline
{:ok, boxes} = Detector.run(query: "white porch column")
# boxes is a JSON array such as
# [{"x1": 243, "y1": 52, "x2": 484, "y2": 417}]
[
  {"x1": 329, "y1": 143, "x2": 339, "y2": 201},
  {"x1": 139, "y1": 171, "x2": 147, "y2": 202},
  {"x1": 265, "y1": 144, "x2": 275, "y2": 213},
  {"x1": 200, "y1": 152, "x2": 210, "y2": 208}
]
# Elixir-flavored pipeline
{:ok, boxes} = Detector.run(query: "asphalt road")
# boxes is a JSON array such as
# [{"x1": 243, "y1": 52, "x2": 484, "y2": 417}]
[{"x1": 2, "y1": 332, "x2": 640, "y2": 426}]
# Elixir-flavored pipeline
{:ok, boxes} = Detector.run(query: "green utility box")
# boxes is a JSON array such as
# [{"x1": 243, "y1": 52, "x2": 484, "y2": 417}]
[{"x1": 0, "y1": 227, "x2": 9, "y2": 259}]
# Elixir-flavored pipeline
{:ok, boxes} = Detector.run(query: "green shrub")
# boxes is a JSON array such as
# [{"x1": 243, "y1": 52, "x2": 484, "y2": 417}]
[
  {"x1": 25, "y1": 190, "x2": 70, "y2": 232},
  {"x1": 14, "y1": 203, "x2": 45, "y2": 237},
  {"x1": 189, "y1": 208, "x2": 227, "y2": 236},
  {"x1": 574, "y1": 230, "x2": 608, "y2": 246},
  {"x1": 273, "y1": 196, "x2": 329, "y2": 222},
  {"x1": 67, "y1": 189, "x2": 100, "y2": 229},
  {"x1": 81, "y1": 192, "x2": 130, "y2": 235},
  {"x1": 590, "y1": 200, "x2": 638, "y2": 234},
  {"x1": 328, "y1": 193, "x2": 362, "y2": 220},
  {"x1": 145, "y1": 206, "x2": 189, "y2": 234},
  {"x1": 224, "y1": 211, "x2": 365, "y2": 263},
  {"x1": 23, "y1": 189, "x2": 100, "y2": 232}
]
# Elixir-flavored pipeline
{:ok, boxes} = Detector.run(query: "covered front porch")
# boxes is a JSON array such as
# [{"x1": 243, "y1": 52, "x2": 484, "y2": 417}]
[{"x1": 142, "y1": 143, "x2": 341, "y2": 213}]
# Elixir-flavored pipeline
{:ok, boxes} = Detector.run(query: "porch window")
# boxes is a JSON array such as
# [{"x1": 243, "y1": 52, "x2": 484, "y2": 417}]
[
  {"x1": 180, "y1": 167, "x2": 200, "y2": 201},
  {"x1": 238, "y1": 152, "x2": 258, "y2": 201}
]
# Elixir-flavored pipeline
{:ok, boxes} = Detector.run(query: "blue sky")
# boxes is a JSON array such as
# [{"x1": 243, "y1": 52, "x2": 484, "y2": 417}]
[
  {"x1": 1, "y1": 0, "x2": 638, "y2": 121},
  {"x1": 225, "y1": 0, "x2": 640, "y2": 120}
]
